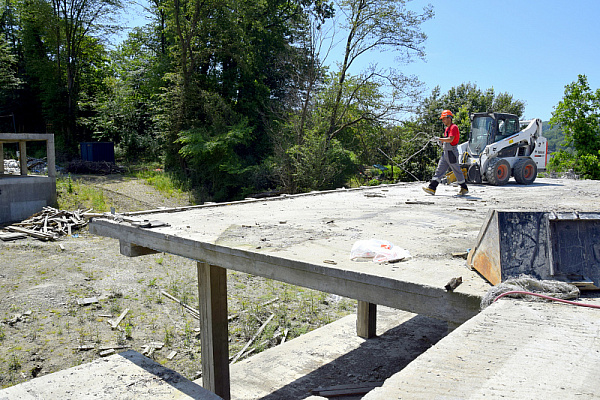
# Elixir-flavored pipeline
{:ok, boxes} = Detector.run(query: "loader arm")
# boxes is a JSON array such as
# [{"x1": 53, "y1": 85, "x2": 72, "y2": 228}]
[{"x1": 479, "y1": 118, "x2": 545, "y2": 172}]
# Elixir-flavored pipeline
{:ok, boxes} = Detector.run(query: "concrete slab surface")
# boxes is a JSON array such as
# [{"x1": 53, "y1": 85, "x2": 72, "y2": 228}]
[
  {"x1": 85, "y1": 178, "x2": 600, "y2": 399},
  {"x1": 219, "y1": 306, "x2": 448, "y2": 400},
  {"x1": 363, "y1": 297, "x2": 600, "y2": 400},
  {"x1": 0, "y1": 350, "x2": 221, "y2": 400}
]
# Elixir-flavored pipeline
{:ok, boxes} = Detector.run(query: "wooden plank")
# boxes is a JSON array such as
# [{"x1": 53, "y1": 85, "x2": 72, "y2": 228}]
[
  {"x1": 6, "y1": 225, "x2": 55, "y2": 240},
  {"x1": 356, "y1": 301, "x2": 377, "y2": 339},
  {"x1": 161, "y1": 290, "x2": 200, "y2": 319},
  {"x1": 197, "y1": 262, "x2": 230, "y2": 400},
  {"x1": 230, "y1": 313, "x2": 275, "y2": 364},
  {"x1": 109, "y1": 308, "x2": 129, "y2": 329},
  {"x1": 312, "y1": 382, "x2": 383, "y2": 397},
  {"x1": 0, "y1": 232, "x2": 27, "y2": 241}
]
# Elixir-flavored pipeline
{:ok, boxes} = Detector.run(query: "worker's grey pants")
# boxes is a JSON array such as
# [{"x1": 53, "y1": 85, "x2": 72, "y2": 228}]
[{"x1": 432, "y1": 147, "x2": 465, "y2": 184}]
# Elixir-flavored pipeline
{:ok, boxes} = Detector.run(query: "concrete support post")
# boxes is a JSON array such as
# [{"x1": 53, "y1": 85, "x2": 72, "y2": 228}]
[
  {"x1": 197, "y1": 262, "x2": 230, "y2": 400},
  {"x1": 0, "y1": 142, "x2": 4, "y2": 174},
  {"x1": 356, "y1": 301, "x2": 377, "y2": 339},
  {"x1": 18, "y1": 141, "x2": 27, "y2": 176},
  {"x1": 46, "y1": 135, "x2": 56, "y2": 178}
]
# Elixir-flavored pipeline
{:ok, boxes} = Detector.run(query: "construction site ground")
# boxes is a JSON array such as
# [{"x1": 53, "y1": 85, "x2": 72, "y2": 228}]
[{"x1": 1, "y1": 175, "x2": 600, "y2": 399}]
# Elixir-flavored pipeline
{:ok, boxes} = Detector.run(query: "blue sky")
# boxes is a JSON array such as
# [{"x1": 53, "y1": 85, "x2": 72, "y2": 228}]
[
  {"x1": 372, "y1": 0, "x2": 600, "y2": 121},
  {"x1": 119, "y1": 1, "x2": 599, "y2": 122}
]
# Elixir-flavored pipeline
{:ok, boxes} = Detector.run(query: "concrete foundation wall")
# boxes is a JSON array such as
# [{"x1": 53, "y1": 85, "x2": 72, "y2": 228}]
[{"x1": 0, "y1": 175, "x2": 56, "y2": 224}]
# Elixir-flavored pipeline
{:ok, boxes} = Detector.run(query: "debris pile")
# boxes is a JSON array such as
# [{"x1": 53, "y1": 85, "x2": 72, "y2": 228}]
[
  {"x1": 2, "y1": 157, "x2": 50, "y2": 174},
  {"x1": 0, "y1": 207, "x2": 92, "y2": 241},
  {"x1": 3, "y1": 158, "x2": 20, "y2": 174},
  {"x1": 65, "y1": 159, "x2": 124, "y2": 175}
]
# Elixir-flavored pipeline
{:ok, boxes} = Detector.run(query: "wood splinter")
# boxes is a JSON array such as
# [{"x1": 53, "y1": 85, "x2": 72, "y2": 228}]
[{"x1": 445, "y1": 276, "x2": 462, "y2": 291}]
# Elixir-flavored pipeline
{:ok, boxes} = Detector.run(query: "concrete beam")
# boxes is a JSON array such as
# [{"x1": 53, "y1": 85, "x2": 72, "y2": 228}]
[
  {"x1": 119, "y1": 241, "x2": 160, "y2": 257},
  {"x1": 90, "y1": 220, "x2": 481, "y2": 325}
]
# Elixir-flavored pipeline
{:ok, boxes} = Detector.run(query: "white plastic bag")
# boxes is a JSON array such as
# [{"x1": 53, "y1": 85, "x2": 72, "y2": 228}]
[{"x1": 350, "y1": 239, "x2": 411, "y2": 263}]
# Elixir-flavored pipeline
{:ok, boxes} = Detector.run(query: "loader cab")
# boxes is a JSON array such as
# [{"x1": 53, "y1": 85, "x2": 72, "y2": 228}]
[{"x1": 468, "y1": 112, "x2": 520, "y2": 156}]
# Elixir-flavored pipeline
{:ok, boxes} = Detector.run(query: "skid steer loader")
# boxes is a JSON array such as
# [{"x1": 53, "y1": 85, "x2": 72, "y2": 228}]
[{"x1": 452, "y1": 112, "x2": 548, "y2": 185}]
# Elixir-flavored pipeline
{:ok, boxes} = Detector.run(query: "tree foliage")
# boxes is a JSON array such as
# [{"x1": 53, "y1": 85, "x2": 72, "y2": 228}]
[
  {"x1": 271, "y1": 0, "x2": 433, "y2": 193},
  {"x1": 548, "y1": 74, "x2": 600, "y2": 179},
  {"x1": 1, "y1": 0, "x2": 549, "y2": 200}
]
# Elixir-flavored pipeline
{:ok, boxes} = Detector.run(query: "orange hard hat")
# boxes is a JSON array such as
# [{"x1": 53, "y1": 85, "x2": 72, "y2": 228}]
[{"x1": 439, "y1": 110, "x2": 454, "y2": 119}]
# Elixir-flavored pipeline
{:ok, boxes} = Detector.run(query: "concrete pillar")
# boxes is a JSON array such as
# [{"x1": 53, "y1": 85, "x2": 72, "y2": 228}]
[
  {"x1": 46, "y1": 135, "x2": 56, "y2": 178},
  {"x1": 0, "y1": 142, "x2": 4, "y2": 174},
  {"x1": 357, "y1": 301, "x2": 377, "y2": 339},
  {"x1": 19, "y1": 141, "x2": 27, "y2": 176},
  {"x1": 197, "y1": 262, "x2": 230, "y2": 400}
]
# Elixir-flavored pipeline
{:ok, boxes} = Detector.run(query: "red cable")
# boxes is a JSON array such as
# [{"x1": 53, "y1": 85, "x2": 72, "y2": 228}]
[{"x1": 493, "y1": 290, "x2": 600, "y2": 309}]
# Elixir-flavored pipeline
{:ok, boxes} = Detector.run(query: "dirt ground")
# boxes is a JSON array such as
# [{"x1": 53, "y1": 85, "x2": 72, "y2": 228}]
[{"x1": 0, "y1": 176, "x2": 418, "y2": 393}]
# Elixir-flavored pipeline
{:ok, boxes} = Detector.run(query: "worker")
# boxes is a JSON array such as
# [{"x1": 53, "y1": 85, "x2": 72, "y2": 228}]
[{"x1": 423, "y1": 110, "x2": 469, "y2": 196}]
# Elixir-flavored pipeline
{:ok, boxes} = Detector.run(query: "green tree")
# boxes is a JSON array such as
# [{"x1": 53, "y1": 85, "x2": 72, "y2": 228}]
[
  {"x1": 0, "y1": 35, "x2": 20, "y2": 132},
  {"x1": 0, "y1": 36, "x2": 20, "y2": 92},
  {"x1": 156, "y1": 0, "x2": 334, "y2": 201},
  {"x1": 4, "y1": 0, "x2": 121, "y2": 150},
  {"x1": 274, "y1": 0, "x2": 433, "y2": 193},
  {"x1": 417, "y1": 83, "x2": 526, "y2": 141},
  {"x1": 325, "y1": 0, "x2": 432, "y2": 143},
  {"x1": 548, "y1": 74, "x2": 600, "y2": 179},
  {"x1": 550, "y1": 74, "x2": 600, "y2": 155},
  {"x1": 83, "y1": 25, "x2": 170, "y2": 160}
]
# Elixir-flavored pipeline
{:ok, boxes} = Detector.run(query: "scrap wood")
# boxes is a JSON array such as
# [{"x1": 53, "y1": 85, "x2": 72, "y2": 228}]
[
  {"x1": 311, "y1": 382, "x2": 383, "y2": 397},
  {"x1": 0, "y1": 231, "x2": 27, "y2": 241},
  {"x1": 8, "y1": 207, "x2": 91, "y2": 240},
  {"x1": 230, "y1": 313, "x2": 275, "y2": 364},
  {"x1": 280, "y1": 328, "x2": 289, "y2": 345},
  {"x1": 6, "y1": 226, "x2": 56, "y2": 241},
  {"x1": 445, "y1": 277, "x2": 463, "y2": 291},
  {"x1": 161, "y1": 290, "x2": 200, "y2": 319},
  {"x1": 108, "y1": 308, "x2": 129, "y2": 329}
]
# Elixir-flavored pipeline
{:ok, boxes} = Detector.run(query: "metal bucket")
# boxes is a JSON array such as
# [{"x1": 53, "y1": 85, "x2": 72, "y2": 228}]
[{"x1": 467, "y1": 210, "x2": 600, "y2": 290}]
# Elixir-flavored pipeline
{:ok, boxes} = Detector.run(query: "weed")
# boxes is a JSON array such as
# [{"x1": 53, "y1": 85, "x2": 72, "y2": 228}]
[
  {"x1": 8, "y1": 354, "x2": 20, "y2": 372},
  {"x1": 163, "y1": 326, "x2": 173, "y2": 347},
  {"x1": 124, "y1": 323, "x2": 133, "y2": 340},
  {"x1": 67, "y1": 174, "x2": 73, "y2": 194},
  {"x1": 183, "y1": 321, "x2": 194, "y2": 347},
  {"x1": 109, "y1": 301, "x2": 121, "y2": 316}
]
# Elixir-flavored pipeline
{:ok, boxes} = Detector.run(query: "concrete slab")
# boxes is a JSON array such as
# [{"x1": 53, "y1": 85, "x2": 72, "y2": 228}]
[
  {"x1": 87, "y1": 178, "x2": 600, "y2": 399},
  {"x1": 217, "y1": 306, "x2": 447, "y2": 400},
  {"x1": 0, "y1": 350, "x2": 222, "y2": 400},
  {"x1": 363, "y1": 297, "x2": 600, "y2": 400}
]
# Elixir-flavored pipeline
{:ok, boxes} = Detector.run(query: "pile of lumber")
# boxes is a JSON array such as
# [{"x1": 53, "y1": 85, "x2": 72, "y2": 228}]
[{"x1": 0, "y1": 207, "x2": 92, "y2": 241}]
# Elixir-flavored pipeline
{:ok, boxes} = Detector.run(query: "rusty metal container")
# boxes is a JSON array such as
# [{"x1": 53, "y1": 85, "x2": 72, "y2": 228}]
[{"x1": 467, "y1": 210, "x2": 600, "y2": 290}]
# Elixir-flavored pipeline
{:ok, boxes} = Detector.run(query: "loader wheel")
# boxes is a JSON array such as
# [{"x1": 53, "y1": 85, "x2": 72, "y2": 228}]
[
  {"x1": 486, "y1": 158, "x2": 511, "y2": 186},
  {"x1": 513, "y1": 158, "x2": 537, "y2": 185}
]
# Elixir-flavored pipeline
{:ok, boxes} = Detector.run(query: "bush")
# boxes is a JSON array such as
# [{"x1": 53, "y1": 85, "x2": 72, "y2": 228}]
[{"x1": 547, "y1": 150, "x2": 600, "y2": 179}]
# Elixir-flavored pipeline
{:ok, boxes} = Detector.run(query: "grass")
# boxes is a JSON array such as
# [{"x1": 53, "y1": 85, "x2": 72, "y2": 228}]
[
  {"x1": 55, "y1": 162, "x2": 190, "y2": 213},
  {"x1": 132, "y1": 167, "x2": 188, "y2": 199},
  {"x1": 56, "y1": 175, "x2": 110, "y2": 212}
]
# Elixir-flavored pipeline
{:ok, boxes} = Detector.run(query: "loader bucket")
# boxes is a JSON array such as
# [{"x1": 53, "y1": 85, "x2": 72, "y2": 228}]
[{"x1": 467, "y1": 210, "x2": 600, "y2": 290}]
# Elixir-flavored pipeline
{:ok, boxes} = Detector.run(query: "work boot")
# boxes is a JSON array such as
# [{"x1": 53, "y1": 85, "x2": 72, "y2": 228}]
[
  {"x1": 422, "y1": 180, "x2": 438, "y2": 195},
  {"x1": 422, "y1": 186, "x2": 435, "y2": 195},
  {"x1": 458, "y1": 183, "x2": 469, "y2": 196}
]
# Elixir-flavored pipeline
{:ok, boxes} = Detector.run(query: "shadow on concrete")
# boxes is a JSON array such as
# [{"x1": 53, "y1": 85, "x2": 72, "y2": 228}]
[
  {"x1": 116, "y1": 350, "x2": 214, "y2": 399},
  {"x1": 259, "y1": 314, "x2": 448, "y2": 400}
]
